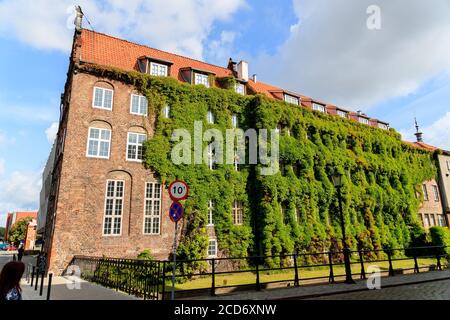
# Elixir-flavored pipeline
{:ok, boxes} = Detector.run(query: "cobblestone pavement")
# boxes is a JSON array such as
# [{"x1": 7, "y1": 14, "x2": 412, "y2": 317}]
[{"x1": 311, "y1": 278, "x2": 450, "y2": 300}]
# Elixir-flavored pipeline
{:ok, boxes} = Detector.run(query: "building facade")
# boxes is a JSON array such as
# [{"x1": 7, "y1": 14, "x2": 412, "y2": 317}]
[
  {"x1": 43, "y1": 24, "x2": 435, "y2": 274},
  {"x1": 4, "y1": 211, "x2": 38, "y2": 242},
  {"x1": 37, "y1": 142, "x2": 56, "y2": 236},
  {"x1": 437, "y1": 154, "x2": 450, "y2": 218}
]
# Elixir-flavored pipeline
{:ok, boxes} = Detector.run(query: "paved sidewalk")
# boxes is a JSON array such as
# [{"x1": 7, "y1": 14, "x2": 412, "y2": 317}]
[{"x1": 188, "y1": 269, "x2": 450, "y2": 300}]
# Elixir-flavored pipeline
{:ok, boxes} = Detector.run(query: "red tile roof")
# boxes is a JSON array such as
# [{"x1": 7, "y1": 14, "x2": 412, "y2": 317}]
[{"x1": 404, "y1": 141, "x2": 438, "y2": 152}]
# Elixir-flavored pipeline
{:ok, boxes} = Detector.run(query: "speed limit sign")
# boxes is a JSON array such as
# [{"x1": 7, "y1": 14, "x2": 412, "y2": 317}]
[{"x1": 168, "y1": 180, "x2": 189, "y2": 201}]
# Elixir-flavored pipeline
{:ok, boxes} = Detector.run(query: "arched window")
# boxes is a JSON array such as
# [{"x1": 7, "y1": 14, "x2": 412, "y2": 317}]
[{"x1": 92, "y1": 83, "x2": 114, "y2": 110}]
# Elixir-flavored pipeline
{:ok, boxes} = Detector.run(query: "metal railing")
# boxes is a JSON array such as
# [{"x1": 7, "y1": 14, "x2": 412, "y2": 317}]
[{"x1": 70, "y1": 245, "x2": 450, "y2": 300}]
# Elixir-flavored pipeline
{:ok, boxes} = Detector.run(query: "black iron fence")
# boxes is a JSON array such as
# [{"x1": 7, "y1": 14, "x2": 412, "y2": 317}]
[{"x1": 70, "y1": 245, "x2": 450, "y2": 300}]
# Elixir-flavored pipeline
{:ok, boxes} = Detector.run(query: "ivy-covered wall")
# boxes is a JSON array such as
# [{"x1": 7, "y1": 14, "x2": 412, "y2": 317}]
[{"x1": 78, "y1": 64, "x2": 437, "y2": 265}]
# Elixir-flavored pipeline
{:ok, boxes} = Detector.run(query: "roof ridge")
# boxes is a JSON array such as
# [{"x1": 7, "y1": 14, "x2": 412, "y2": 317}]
[{"x1": 82, "y1": 29, "x2": 232, "y2": 73}]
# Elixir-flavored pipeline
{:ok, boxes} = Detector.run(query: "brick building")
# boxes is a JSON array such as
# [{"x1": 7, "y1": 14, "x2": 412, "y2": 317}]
[
  {"x1": 4, "y1": 211, "x2": 38, "y2": 242},
  {"x1": 24, "y1": 219, "x2": 37, "y2": 250},
  {"x1": 42, "y1": 18, "x2": 400, "y2": 274}
]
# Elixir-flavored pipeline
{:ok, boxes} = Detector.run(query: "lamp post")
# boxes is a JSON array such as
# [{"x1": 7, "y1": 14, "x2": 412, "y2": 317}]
[{"x1": 331, "y1": 172, "x2": 355, "y2": 284}]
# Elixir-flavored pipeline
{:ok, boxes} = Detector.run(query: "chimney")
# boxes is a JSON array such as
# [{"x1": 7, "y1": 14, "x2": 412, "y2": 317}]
[
  {"x1": 237, "y1": 61, "x2": 248, "y2": 81},
  {"x1": 74, "y1": 5, "x2": 83, "y2": 32},
  {"x1": 252, "y1": 74, "x2": 257, "y2": 83},
  {"x1": 414, "y1": 118, "x2": 423, "y2": 142}
]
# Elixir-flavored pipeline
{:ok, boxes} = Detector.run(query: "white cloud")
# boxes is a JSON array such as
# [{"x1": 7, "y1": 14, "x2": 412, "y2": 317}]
[
  {"x1": 0, "y1": 159, "x2": 4, "y2": 176},
  {"x1": 422, "y1": 112, "x2": 450, "y2": 150},
  {"x1": 0, "y1": 0, "x2": 246, "y2": 59},
  {"x1": 0, "y1": 169, "x2": 42, "y2": 226},
  {"x1": 45, "y1": 122, "x2": 59, "y2": 144},
  {"x1": 255, "y1": 0, "x2": 450, "y2": 110},
  {"x1": 207, "y1": 31, "x2": 237, "y2": 64}
]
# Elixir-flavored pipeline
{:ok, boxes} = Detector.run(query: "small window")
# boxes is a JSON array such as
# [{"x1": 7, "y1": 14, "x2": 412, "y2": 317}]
[
  {"x1": 208, "y1": 239, "x2": 217, "y2": 257},
  {"x1": 337, "y1": 110, "x2": 347, "y2": 118},
  {"x1": 232, "y1": 200, "x2": 243, "y2": 225},
  {"x1": 103, "y1": 180, "x2": 124, "y2": 235},
  {"x1": 378, "y1": 123, "x2": 389, "y2": 130},
  {"x1": 143, "y1": 182, "x2": 161, "y2": 234},
  {"x1": 424, "y1": 214, "x2": 431, "y2": 228},
  {"x1": 207, "y1": 200, "x2": 214, "y2": 226},
  {"x1": 130, "y1": 94, "x2": 148, "y2": 115},
  {"x1": 422, "y1": 184, "x2": 429, "y2": 201},
  {"x1": 150, "y1": 62, "x2": 168, "y2": 76},
  {"x1": 231, "y1": 113, "x2": 238, "y2": 128},
  {"x1": 86, "y1": 127, "x2": 111, "y2": 159},
  {"x1": 235, "y1": 83, "x2": 245, "y2": 95},
  {"x1": 127, "y1": 132, "x2": 147, "y2": 162},
  {"x1": 358, "y1": 117, "x2": 369, "y2": 125},
  {"x1": 207, "y1": 110, "x2": 215, "y2": 124},
  {"x1": 93, "y1": 87, "x2": 113, "y2": 110},
  {"x1": 432, "y1": 185, "x2": 440, "y2": 202},
  {"x1": 312, "y1": 103, "x2": 325, "y2": 113},
  {"x1": 163, "y1": 104, "x2": 171, "y2": 118},
  {"x1": 438, "y1": 215, "x2": 447, "y2": 227},
  {"x1": 284, "y1": 94, "x2": 299, "y2": 105},
  {"x1": 430, "y1": 214, "x2": 436, "y2": 227},
  {"x1": 194, "y1": 73, "x2": 210, "y2": 87}
]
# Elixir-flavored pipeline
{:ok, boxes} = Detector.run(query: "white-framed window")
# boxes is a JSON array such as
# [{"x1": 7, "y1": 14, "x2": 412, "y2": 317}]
[
  {"x1": 207, "y1": 110, "x2": 215, "y2": 124},
  {"x1": 92, "y1": 87, "x2": 113, "y2": 110},
  {"x1": 424, "y1": 214, "x2": 430, "y2": 228},
  {"x1": 127, "y1": 132, "x2": 146, "y2": 162},
  {"x1": 430, "y1": 214, "x2": 436, "y2": 226},
  {"x1": 378, "y1": 123, "x2": 389, "y2": 130},
  {"x1": 103, "y1": 180, "x2": 124, "y2": 236},
  {"x1": 86, "y1": 127, "x2": 111, "y2": 159},
  {"x1": 207, "y1": 200, "x2": 214, "y2": 226},
  {"x1": 130, "y1": 94, "x2": 148, "y2": 115},
  {"x1": 312, "y1": 103, "x2": 325, "y2": 113},
  {"x1": 284, "y1": 94, "x2": 299, "y2": 105},
  {"x1": 163, "y1": 104, "x2": 171, "y2": 118},
  {"x1": 235, "y1": 83, "x2": 245, "y2": 95},
  {"x1": 208, "y1": 143, "x2": 217, "y2": 170},
  {"x1": 422, "y1": 184, "x2": 429, "y2": 201},
  {"x1": 438, "y1": 214, "x2": 446, "y2": 227},
  {"x1": 432, "y1": 185, "x2": 440, "y2": 202},
  {"x1": 208, "y1": 239, "x2": 217, "y2": 257},
  {"x1": 194, "y1": 73, "x2": 210, "y2": 87},
  {"x1": 143, "y1": 182, "x2": 161, "y2": 234},
  {"x1": 359, "y1": 117, "x2": 369, "y2": 125},
  {"x1": 337, "y1": 110, "x2": 348, "y2": 118},
  {"x1": 231, "y1": 113, "x2": 238, "y2": 128},
  {"x1": 150, "y1": 62, "x2": 168, "y2": 76},
  {"x1": 232, "y1": 200, "x2": 243, "y2": 225}
]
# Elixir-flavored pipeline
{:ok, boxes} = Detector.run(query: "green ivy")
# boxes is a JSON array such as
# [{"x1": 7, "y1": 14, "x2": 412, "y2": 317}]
[{"x1": 78, "y1": 64, "x2": 437, "y2": 267}]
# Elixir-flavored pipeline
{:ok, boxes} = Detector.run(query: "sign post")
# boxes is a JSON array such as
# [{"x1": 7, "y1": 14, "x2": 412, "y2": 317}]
[{"x1": 168, "y1": 181, "x2": 188, "y2": 300}]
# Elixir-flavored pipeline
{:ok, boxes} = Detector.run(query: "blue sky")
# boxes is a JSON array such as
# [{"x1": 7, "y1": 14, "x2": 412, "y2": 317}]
[{"x1": 0, "y1": 0, "x2": 449, "y2": 227}]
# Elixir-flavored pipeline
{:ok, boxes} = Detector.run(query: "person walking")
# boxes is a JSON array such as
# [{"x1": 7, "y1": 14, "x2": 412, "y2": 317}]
[
  {"x1": 17, "y1": 244, "x2": 24, "y2": 262},
  {"x1": 0, "y1": 261, "x2": 25, "y2": 301}
]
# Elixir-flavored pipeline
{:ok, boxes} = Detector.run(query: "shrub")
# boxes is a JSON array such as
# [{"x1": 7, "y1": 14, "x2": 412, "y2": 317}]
[
  {"x1": 429, "y1": 226, "x2": 450, "y2": 257},
  {"x1": 137, "y1": 249, "x2": 155, "y2": 261}
]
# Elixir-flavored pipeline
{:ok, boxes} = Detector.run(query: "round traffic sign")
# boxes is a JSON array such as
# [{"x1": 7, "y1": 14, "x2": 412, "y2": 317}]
[
  {"x1": 168, "y1": 180, "x2": 189, "y2": 201},
  {"x1": 169, "y1": 201, "x2": 184, "y2": 223}
]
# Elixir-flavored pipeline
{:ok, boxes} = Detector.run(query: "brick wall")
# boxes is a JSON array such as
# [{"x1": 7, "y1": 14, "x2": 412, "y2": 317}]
[{"x1": 418, "y1": 179, "x2": 446, "y2": 228}]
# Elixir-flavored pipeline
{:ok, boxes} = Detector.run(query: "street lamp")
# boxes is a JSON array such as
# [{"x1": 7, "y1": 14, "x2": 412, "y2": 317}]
[{"x1": 332, "y1": 172, "x2": 355, "y2": 284}]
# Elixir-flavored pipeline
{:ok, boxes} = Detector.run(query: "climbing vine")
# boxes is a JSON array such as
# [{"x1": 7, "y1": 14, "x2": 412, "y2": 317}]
[{"x1": 77, "y1": 64, "x2": 437, "y2": 266}]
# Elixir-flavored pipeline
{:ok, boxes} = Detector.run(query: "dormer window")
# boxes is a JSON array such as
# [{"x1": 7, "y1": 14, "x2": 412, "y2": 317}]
[
  {"x1": 337, "y1": 110, "x2": 348, "y2": 118},
  {"x1": 194, "y1": 73, "x2": 210, "y2": 87},
  {"x1": 284, "y1": 94, "x2": 299, "y2": 105},
  {"x1": 312, "y1": 103, "x2": 325, "y2": 113},
  {"x1": 150, "y1": 62, "x2": 168, "y2": 76},
  {"x1": 235, "y1": 83, "x2": 245, "y2": 95},
  {"x1": 359, "y1": 117, "x2": 369, "y2": 125}
]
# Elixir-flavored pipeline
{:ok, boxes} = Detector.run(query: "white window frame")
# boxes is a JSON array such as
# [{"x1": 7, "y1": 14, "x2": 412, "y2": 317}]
[
  {"x1": 207, "y1": 239, "x2": 218, "y2": 258},
  {"x1": 235, "y1": 82, "x2": 245, "y2": 95},
  {"x1": 231, "y1": 113, "x2": 238, "y2": 128},
  {"x1": 284, "y1": 94, "x2": 299, "y2": 105},
  {"x1": 422, "y1": 184, "x2": 429, "y2": 201},
  {"x1": 102, "y1": 180, "x2": 124, "y2": 236},
  {"x1": 163, "y1": 104, "x2": 171, "y2": 118},
  {"x1": 378, "y1": 123, "x2": 388, "y2": 130},
  {"x1": 337, "y1": 110, "x2": 348, "y2": 118},
  {"x1": 312, "y1": 103, "x2": 325, "y2": 113},
  {"x1": 150, "y1": 62, "x2": 168, "y2": 77},
  {"x1": 432, "y1": 185, "x2": 440, "y2": 202},
  {"x1": 232, "y1": 200, "x2": 243, "y2": 225},
  {"x1": 194, "y1": 73, "x2": 210, "y2": 87},
  {"x1": 207, "y1": 200, "x2": 214, "y2": 226},
  {"x1": 207, "y1": 110, "x2": 215, "y2": 124},
  {"x1": 143, "y1": 182, "x2": 162, "y2": 235},
  {"x1": 126, "y1": 132, "x2": 147, "y2": 162},
  {"x1": 92, "y1": 87, "x2": 114, "y2": 110},
  {"x1": 358, "y1": 117, "x2": 369, "y2": 125},
  {"x1": 130, "y1": 94, "x2": 148, "y2": 116},
  {"x1": 86, "y1": 127, "x2": 111, "y2": 159}
]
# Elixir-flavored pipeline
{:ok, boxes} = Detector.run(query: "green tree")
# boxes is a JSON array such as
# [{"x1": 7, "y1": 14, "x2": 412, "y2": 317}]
[
  {"x1": 8, "y1": 218, "x2": 32, "y2": 243},
  {"x1": 0, "y1": 226, "x2": 5, "y2": 240}
]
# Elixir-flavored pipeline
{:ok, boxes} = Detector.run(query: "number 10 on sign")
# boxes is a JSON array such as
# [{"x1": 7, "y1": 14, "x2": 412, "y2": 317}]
[{"x1": 169, "y1": 180, "x2": 189, "y2": 201}]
